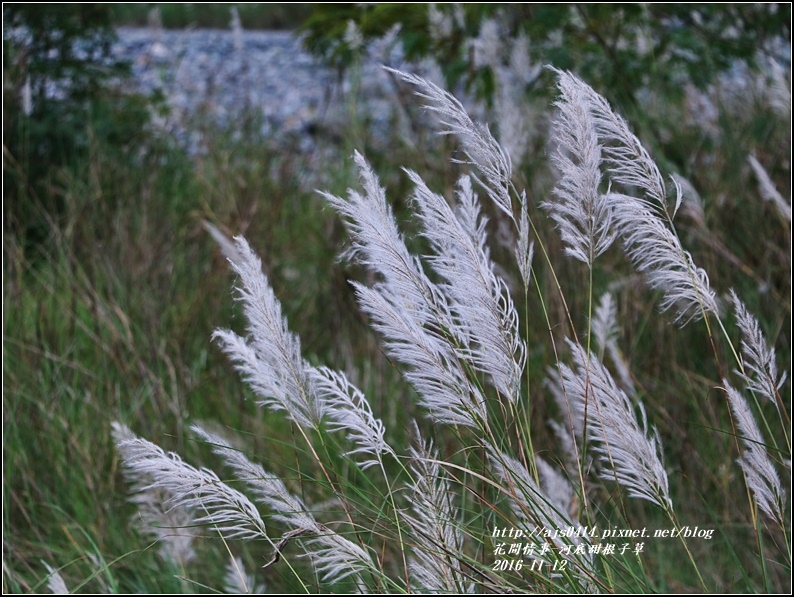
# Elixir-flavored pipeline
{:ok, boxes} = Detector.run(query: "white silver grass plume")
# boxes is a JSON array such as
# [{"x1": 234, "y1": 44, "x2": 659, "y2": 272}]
[
  {"x1": 591, "y1": 292, "x2": 635, "y2": 395},
  {"x1": 559, "y1": 339, "x2": 672, "y2": 510},
  {"x1": 311, "y1": 367, "x2": 394, "y2": 469},
  {"x1": 535, "y1": 456, "x2": 576, "y2": 518},
  {"x1": 557, "y1": 68, "x2": 667, "y2": 212},
  {"x1": 747, "y1": 154, "x2": 792, "y2": 222},
  {"x1": 189, "y1": 427, "x2": 376, "y2": 587},
  {"x1": 111, "y1": 422, "x2": 198, "y2": 565},
  {"x1": 320, "y1": 151, "x2": 445, "y2": 319},
  {"x1": 212, "y1": 237, "x2": 323, "y2": 429},
  {"x1": 724, "y1": 381, "x2": 786, "y2": 527},
  {"x1": 515, "y1": 200, "x2": 535, "y2": 292},
  {"x1": 543, "y1": 70, "x2": 716, "y2": 324},
  {"x1": 591, "y1": 292, "x2": 619, "y2": 359},
  {"x1": 322, "y1": 152, "x2": 487, "y2": 428},
  {"x1": 343, "y1": 19, "x2": 364, "y2": 52},
  {"x1": 229, "y1": 6, "x2": 244, "y2": 54},
  {"x1": 387, "y1": 67, "x2": 515, "y2": 220},
  {"x1": 190, "y1": 426, "x2": 316, "y2": 530},
  {"x1": 495, "y1": 82, "x2": 530, "y2": 168},
  {"x1": 43, "y1": 563, "x2": 69, "y2": 595},
  {"x1": 472, "y1": 18, "x2": 502, "y2": 70},
  {"x1": 548, "y1": 418, "x2": 581, "y2": 478},
  {"x1": 730, "y1": 290, "x2": 787, "y2": 405},
  {"x1": 671, "y1": 173, "x2": 706, "y2": 227},
  {"x1": 405, "y1": 422, "x2": 474, "y2": 594},
  {"x1": 764, "y1": 56, "x2": 792, "y2": 122},
  {"x1": 509, "y1": 31, "x2": 542, "y2": 87},
  {"x1": 486, "y1": 443, "x2": 578, "y2": 537},
  {"x1": 304, "y1": 531, "x2": 376, "y2": 587},
  {"x1": 352, "y1": 283, "x2": 487, "y2": 428},
  {"x1": 544, "y1": 68, "x2": 616, "y2": 266},
  {"x1": 427, "y1": 3, "x2": 453, "y2": 40},
  {"x1": 485, "y1": 443, "x2": 595, "y2": 587},
  {"x1": 545, "y1": 367, "x2": 589, "y2": 478},
  {"x1": 203, "y1": 220, "x2": 244, "y2": 267},
  {"x1": 115, "y1": 428, "x2": 268, "y2": 541},
  {"x1": 224, "y1": 556, "x2": 265, "y2": 594},
  {"x1": 607, "y1": 192, "x2": 718, "y2": 325},
  {"x1": 407, "y1": 172, "x2": 526, "y2": 401}
]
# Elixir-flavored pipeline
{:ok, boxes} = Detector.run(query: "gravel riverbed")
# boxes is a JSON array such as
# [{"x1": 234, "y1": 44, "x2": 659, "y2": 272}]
[{"x1": 114, "y1": 27, "x2": 408, "y2": 150}]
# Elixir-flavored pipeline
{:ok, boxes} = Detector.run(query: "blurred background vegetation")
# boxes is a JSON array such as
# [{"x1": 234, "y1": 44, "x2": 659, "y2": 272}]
[
  {"x1": 108, "y1": 3, "x2": 313, "y2": 30},
  {"x1": 3, "y1": 3, "x2": 790, "y2": 593}
]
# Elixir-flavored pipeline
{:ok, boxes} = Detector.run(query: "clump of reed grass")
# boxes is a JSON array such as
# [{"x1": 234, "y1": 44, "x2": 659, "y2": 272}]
[{"x1": 114, "y1": 66, "x2": 790, "y2": 593}]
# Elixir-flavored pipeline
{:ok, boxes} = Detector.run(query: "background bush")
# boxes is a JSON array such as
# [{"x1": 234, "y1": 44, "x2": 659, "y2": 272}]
[{"x1": 3, "y1": 4, "x2": 159, "y2": 257}]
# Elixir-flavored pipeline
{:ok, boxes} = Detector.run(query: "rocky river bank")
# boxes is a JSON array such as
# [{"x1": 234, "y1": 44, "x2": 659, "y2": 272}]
[{"x1": 113, "y1": 27, "x2": 410, "y2": 152}]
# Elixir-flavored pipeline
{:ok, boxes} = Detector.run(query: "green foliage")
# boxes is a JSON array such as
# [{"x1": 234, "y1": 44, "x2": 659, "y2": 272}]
[
  {"x1": 3, "y1": 4, "x2": 125, "y2": 104},
  {"x1": 302, "y1": 3, "x2": 789, "y2": 107},
  {"x1": 3, "y1": 4, "x2": 158, "y2": 256}
]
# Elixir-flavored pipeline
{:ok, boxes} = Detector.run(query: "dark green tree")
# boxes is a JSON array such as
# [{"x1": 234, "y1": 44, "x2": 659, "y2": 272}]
[{"x1": 4, "y1": 4, "x2": 153, "y2": 253}]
